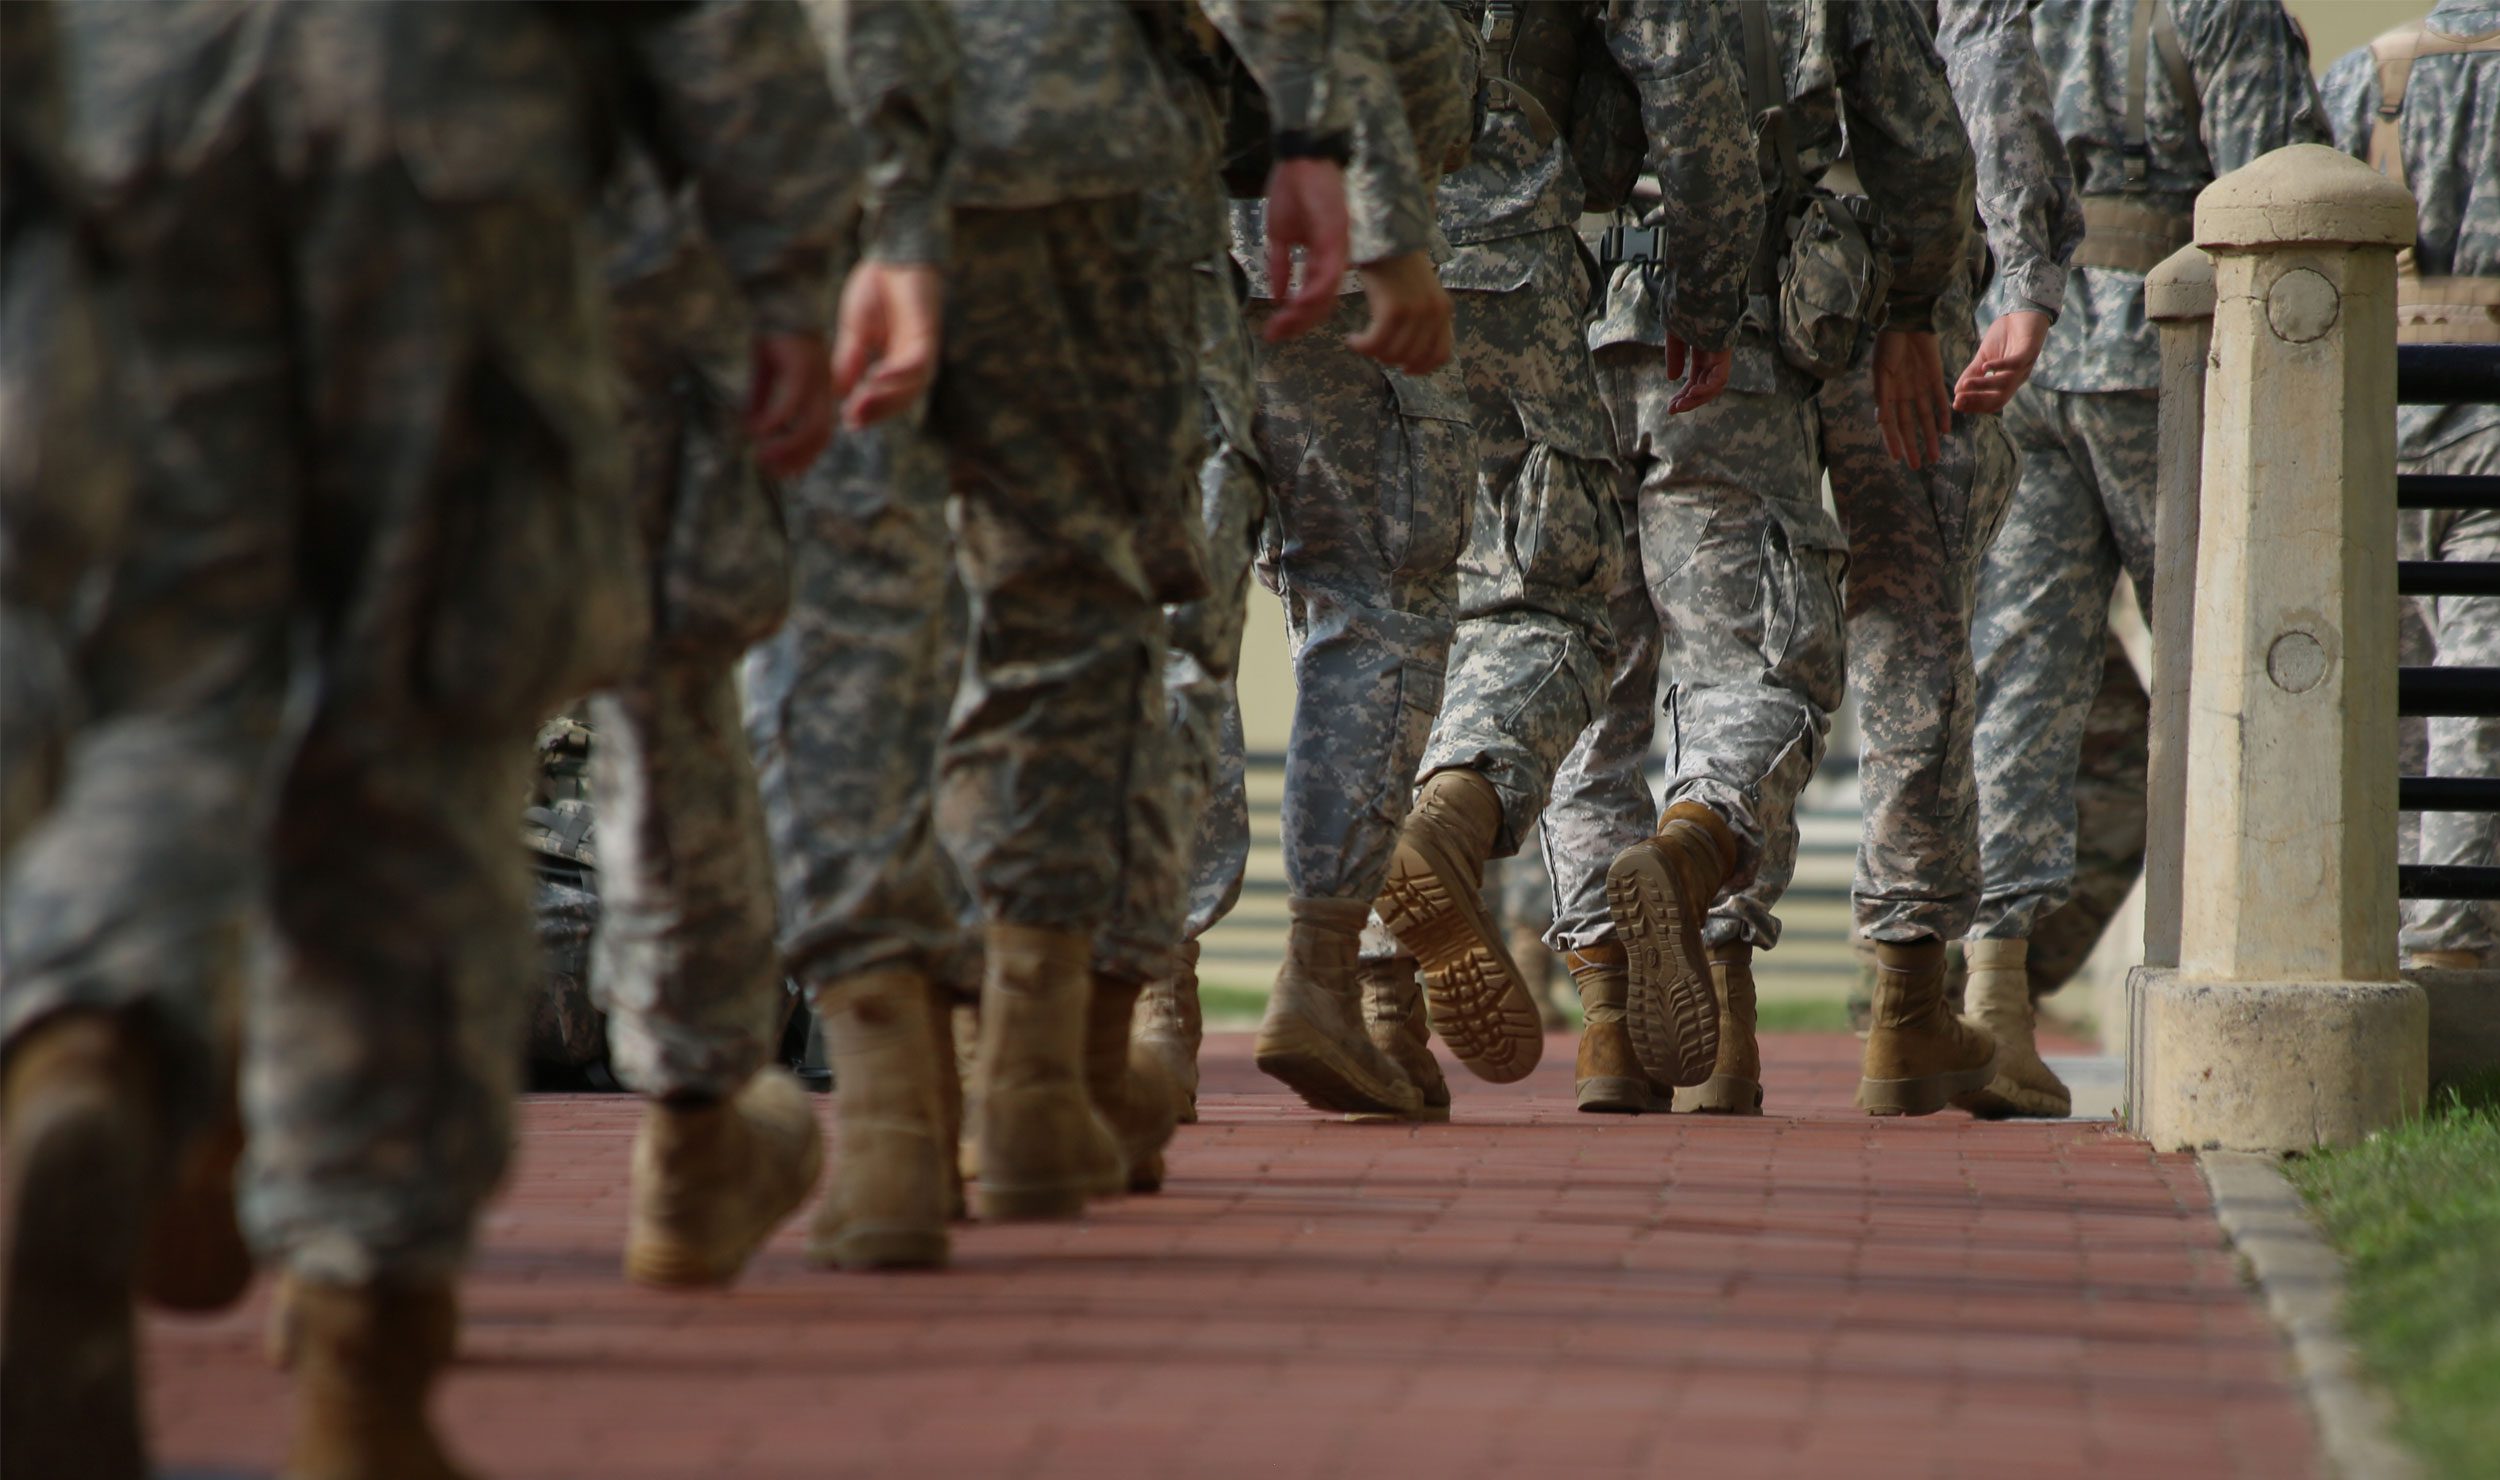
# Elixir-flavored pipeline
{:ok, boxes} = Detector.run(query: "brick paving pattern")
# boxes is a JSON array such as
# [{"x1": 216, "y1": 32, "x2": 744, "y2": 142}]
[{"x1": 148, "y1": 1032, "x2": 2319, "y2": 1480}]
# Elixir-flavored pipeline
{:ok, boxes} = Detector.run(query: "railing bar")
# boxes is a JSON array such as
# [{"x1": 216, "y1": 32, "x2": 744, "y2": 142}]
[
  {"x1": 2399, "y1": 864, "x2": 2500, "y2": 901},
  {"x1": 2399, "y1": 667, "x2": 2500, "y2": 717},
  {"x1": 2399, "y1": 776, "x2": 2500, "y2": 811},
  {"x1": 2397, "y1": 344, "x2": 2500, "y2": 406},
  {"x1": 2399, "y1": 560, "x2": 2500, "y2": 597},
  {"x1": 2397, "y1": 473, "x2": 2500, "y2": 510}
]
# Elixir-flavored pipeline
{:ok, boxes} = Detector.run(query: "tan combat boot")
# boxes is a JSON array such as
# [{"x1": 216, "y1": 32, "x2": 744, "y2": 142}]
[
  {"x1": 1087, "y1": 971, "x2": 1181, "y2": 1193},
  {"x1": 804, "y1": 969, "x2": 951, "y2": 1270},
  {"x1": 972, "y1": 924, "x2": 1123, "y2": 1221},
  {"x1": 1374, "y1": 770, "x2": 1542, "y2": 1082},
  {"x1": 276, "y1": 1274, "x2": 471, "y2": 1480},
  {"x1": 623, "y1": 1068, "x2": 824, "y2": 1287},
  {"x1": 0, "y1": 1012, "x2": 157, "y2": 1480},
  {"x1": 1957, "y1": 939, "x2": 2070, "y2": 1119},
  {"x1": 1682, "y1": 943, "x2": 1764, "y2": 1115},
  {"x1": 1569, "y1": 943, "x2": 1665, "y2": 1114},
  {"x1": 1356, "y1": 957, "x2": 1451, "y2": 1121},
  {"x1": 1254, "y1": 896, "x2": 1423, "y2": 1117},
  {"x1": 1858, "y1": 938, "x2": 1998, "y2": 1117},
  {"x1": 2407, "y1": 948, "x2": 2485, "y2": 970},
  {"x1": 1131, "y1": 941, "x2": 1204, "y2": 1124},
  {"x1": 1605, "y1": 800, "x2": 1737, "y2": 1087}
]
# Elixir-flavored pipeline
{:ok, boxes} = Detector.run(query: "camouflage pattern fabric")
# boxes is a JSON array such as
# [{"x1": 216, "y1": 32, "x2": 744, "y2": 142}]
[
  {"x1": 931, "y1": 195, "x2": 1188, "y2": 936},
  {"x1": 2009, "y1": 0, "x2": 2326, "y2": 394},
  {"x1": 1968, "y1": 386, "x2": 2154, "y2": 939},
  {"x1": 803, "y1": 0, "x2": 955, "y2": 264},
  {"x1": 744, "y1": 417, "x2": 965, "y2": 992},
  {"x1": 2321, "y1": 0, "x2": 2500, "y2": 459},
  {"x1": 2024, "y1": 631, "x2": 2149, "y2": 995},
  {"x1": 1966, "y1": 0, "x2": 2321, "y2": 947},
  {"x1": 1546, "y1": 0, "x2": 1973, "y2": 952},
  {"x1": 0, "y1": 0, "x2": 635, "y2": 1286},
  {"x1": 1930, "y1": 0, "x2": 2085, "y2": 320},
  {"x1": 0, "y1": 0, "x2": 129, "y2": 856},
  {"x1": 587, "y1": 1, "x2": 845, "y2": 1101},
  {"x1": 523, "y1": 718, "x2": 605, "y2": 1071},
  {"x1": 2397, "y1": 435, "x2": 2500, "y2": 957}
]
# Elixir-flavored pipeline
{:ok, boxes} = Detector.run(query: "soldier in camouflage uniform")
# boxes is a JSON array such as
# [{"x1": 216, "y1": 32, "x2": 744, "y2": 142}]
[
  {"x1": 0, "y1": 5, "x2": 667, "y2": 1474},
  {"x1": 1354, "y1": 0, "x2": 1761, "y2": 1113},
  {"x1": 1963, "y1": 0, "x2": 2324, "y2": 1113},
  {"x1": 1544, "y1": 1, "x2": 1983, "y2": 1118},
  {"x1": 750, "y1": 0, "x2": 1353, "y2": 1235},
  {"x1": 2324, "y1": 3, "x2": 2500, "y2": 968}
]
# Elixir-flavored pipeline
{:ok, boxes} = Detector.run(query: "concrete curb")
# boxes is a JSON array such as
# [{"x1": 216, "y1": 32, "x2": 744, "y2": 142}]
[{"x1": 2199, "y1": 1151, "x2": 2421, "y2": 1480}]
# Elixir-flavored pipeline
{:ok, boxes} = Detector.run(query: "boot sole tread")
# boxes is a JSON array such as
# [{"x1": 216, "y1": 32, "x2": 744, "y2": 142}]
[
  {"x1": 1253, "y1": 1029, "x2": 1423, "y2": 1117},
  {"x1": 1377, "y1": 848, "x2": 1543, "y2": 1084},
  {"x1": 1605, "y1": 848, "x2": 1723, "y2": 1088},
  {"x1": 1858, "y1": 1061, "x2": 1999, "y2": 1117}
]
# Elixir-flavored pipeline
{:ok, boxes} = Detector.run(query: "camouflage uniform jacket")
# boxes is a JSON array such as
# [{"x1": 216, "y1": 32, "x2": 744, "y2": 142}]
[
  {"x1": 931, "y1": 0, "x2": 1334, "y2": 214},
  {"x1": 1443, "y1": 0, "x2": 1760, "y2": 355},
  {"x1": 1232, "y1": 0, "x2": 1478, "y2": 298},
  {"x1": 1929, "y1": 0, "x2": 2084, "y2": 321},
  {"x1": 602, "y1": 1, "x2": 850, "y2": 335},
  {"x1": 807, "y1": 0, "x2": 955, "y2": 264},
  {"x1": 2322, "y1": 0, "x2": 2500, "y2": 456},
  {"x1": 2009, "y1": 0, "x2": 2325, "y2": 394},
  {"x1": 1589, "y1": 1, "x2": 1972, "y2": 376}
]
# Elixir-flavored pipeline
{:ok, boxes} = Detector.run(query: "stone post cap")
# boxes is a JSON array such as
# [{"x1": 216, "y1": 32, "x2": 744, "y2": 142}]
[
  {"x1": 2145, "y1": 244, "x2": 2215, "y2": 321},
  {"x1": 2196, "y1": 143, "x2": 2416, "y2": 251}
]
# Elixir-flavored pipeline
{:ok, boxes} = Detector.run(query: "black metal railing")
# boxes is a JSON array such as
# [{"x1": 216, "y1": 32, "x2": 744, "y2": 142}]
[{"x1": 2391, "y1": 343, "x2": 2500, "y2": 903}]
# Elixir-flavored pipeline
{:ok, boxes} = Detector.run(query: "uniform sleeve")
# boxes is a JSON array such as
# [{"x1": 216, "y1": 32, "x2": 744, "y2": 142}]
[
  {"x1": 2177, "y1": 0, "x2": 2328, "y2": 176},
  {"x1": 804, "y1": 0, "x2": 954, "y2": 267},
  {"x1": 1933, "y1": 0, "x2": 2080, "y2": 319},
  {"x1": 1833, "y1": 0, "x2": 1976, "y2": 334},
  {"x1": 1601, "y1": 0, "x2": 1764, "y2": 352},
  {"x1": 1198, "y1": 0, "x2": 1337, "y2": 137},
  {"x1": 1335, "y1": 9, "x2": 1432, "y2": 266},
  {"x1": 2315, "y1": 42, "x2": 2378, "y2": 160},
  {"x1": 630, "y1": 0, "x2": 853, "y2": 335}
]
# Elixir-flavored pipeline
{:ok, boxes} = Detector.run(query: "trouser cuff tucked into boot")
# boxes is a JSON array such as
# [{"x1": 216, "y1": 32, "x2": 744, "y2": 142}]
[
  {"x1": 1682, "y1": 941, "x2": 1764, "y2": 1115},
  {"x1": 1858, "y1": 938, "x2": 1997, "y2": 1117},
  {"x1": 806, "y1": 969, "x2": 951, "y2": 1270},
  {"x1": 625, "y1": 1067, "x2": 825, "y2": 1287},
  {"x1": 1256, "y1": 897, "x2": 1424, "y2": 1118},
  {"x1": 1374, "y1": 769, "x2": 1542, "y2": 1083},
  {"x1": 1606, "y1": 800, "x2": 1735, "y2": 1089},
  {"x1": 1356, "y1": 957, "x2": 1450, "y2": 1122},
  {"x1": 1569, "y1": 942, "x2": 1665, "y2": 1114},
  {"x1": 1958, "y1": 938, "x2": 2069, "y2": 1120}
]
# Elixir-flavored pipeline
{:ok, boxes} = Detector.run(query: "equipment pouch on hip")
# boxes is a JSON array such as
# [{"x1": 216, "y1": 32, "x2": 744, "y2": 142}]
[{"x1": 1776, "y1": 193, "x2": 1890, "y2": 381}]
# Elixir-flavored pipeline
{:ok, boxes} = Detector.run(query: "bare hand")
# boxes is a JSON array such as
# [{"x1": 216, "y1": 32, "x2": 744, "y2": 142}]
[
  {"x1": 1873, "y1": 329, "x2": 1951, "y2": 469},
  {"x1": 746, "y1": 331, "x2": 834, "y2": 479},
  {"x1": 831, "y1": 260, "x2": 944, "y2": 430},
  {"x1": 1951, "y1": 308, "x2": 2052, "y2": 415},
  {"x1": 1347, "y1": 251, "x2": 1453, "y2": 374},
  {"x1": 1261, "y1": 157, "x2": 1352, "y2": 344},
  {"x1": 1665, "y1": 334, "x2": 1731, "y2": 415}
]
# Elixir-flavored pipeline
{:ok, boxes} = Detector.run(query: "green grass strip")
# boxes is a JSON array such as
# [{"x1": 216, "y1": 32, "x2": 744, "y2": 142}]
[{"x1": 2287, "y1": 1072, "x2": 2500, "y2": 1480}]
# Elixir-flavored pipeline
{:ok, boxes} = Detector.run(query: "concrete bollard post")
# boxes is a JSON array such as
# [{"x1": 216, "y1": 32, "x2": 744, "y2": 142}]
[
  {"x1": 2139, "y1": 245, "x2": 2215, "y2": 973},
  {"x1": 2130, "y1": 144, "x2": 2428, "y2": 1152}
]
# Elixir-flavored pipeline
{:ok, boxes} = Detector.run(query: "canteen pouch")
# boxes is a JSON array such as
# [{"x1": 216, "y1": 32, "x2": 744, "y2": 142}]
[{"x1": 1776, "y1": 193, "x2": 1891, "y2": 381}]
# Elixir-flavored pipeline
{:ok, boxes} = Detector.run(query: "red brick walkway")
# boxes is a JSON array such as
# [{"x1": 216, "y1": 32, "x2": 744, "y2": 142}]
[{"x1": 147, "y1": 1032, "x2": 2318, "y2": 1480}]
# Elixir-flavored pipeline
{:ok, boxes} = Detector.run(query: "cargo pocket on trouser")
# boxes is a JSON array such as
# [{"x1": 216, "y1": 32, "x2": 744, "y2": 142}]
[
  {"x1": 1378, "y1": 372, "x2": 1474, "y2": 585},
  {"x1": 1950, "y1": 411, "x2": 2020, "y2": 596},
  {"x1": 1505, "y1": 442, "x2": 1625, "y2": 619},
  {"x1": 1756, "y1": 503, "x2": 1849, "y2": 717}
]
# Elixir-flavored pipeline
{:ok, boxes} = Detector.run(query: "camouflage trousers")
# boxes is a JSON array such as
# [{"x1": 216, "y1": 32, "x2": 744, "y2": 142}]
[
  {"x1": 1106, "y1": 264, "x2": 1260, "y2": 979},
  {"x1": 1417, "y1": 247, "x2": 1624, "y2": 858},
  {"x1": 1227, "y1": 292, "x2": 1469, "y2": 915},
  {"x1": 5, "y1": 0, "x2": 630, "y2": 1285},
  {"x1": 587, "y1": 297, "x2": 790, "y2": 1099},
  {"x1": 1545, "y1": 348, "x2": 1846, "y2": 951},
  {"x1": 1823, "y1": 290, "x2": 2018, "y2": 945},
  {"x1": 1969, "y1": 385, "x2": 2158, "y2": 940},
  {"x1": 743, "y1": 416, "x2": 964, "y2": 996},
  {"x1": 2399, "y1": 429, "x2": 2500, "y2": 957}
]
